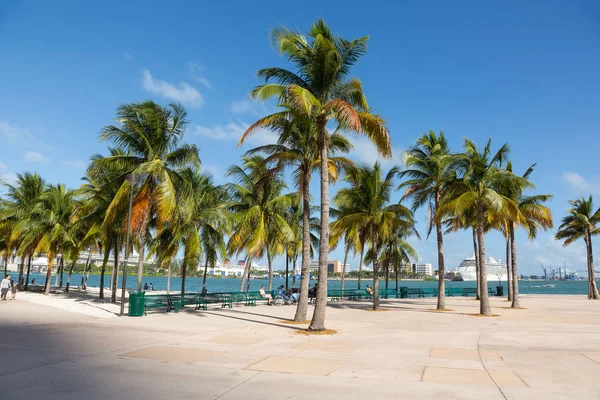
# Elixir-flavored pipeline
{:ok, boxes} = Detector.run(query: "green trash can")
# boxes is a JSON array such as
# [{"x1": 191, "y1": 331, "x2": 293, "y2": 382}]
[
  {"x1": 496, "y1": 286, "x2": 504, "y2": 297},
  {"x1": 400, "y1": 287, "x2": 408, "y2": 299},
  {"x1": 128, "y1": 290, "x2": 145, "y2": 317}
]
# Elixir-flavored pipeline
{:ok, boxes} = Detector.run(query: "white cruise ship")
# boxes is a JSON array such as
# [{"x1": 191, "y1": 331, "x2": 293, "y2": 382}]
[{"x1": 453, "y1": 256, "x2": 508, "y2": 281}]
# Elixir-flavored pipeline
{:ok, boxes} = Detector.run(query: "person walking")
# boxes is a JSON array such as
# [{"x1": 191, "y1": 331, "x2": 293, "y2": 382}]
[
  {"x1": 1, "y1": 275, "x2": 10, "y2": 301},
  {"x1": 10, "y1": 279, "x2": 17, "y2": 300}
]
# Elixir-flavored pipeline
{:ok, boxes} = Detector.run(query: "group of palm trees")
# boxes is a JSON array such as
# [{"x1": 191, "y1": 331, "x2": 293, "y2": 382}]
[{"x1": 0, "y1": 19, "x2": 597, "y2": 331}]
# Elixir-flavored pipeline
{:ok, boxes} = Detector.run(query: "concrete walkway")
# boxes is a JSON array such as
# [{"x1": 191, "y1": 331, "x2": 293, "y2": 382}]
[{"x1": 0, "y1": 294, "x2": 598, "y2": 399}]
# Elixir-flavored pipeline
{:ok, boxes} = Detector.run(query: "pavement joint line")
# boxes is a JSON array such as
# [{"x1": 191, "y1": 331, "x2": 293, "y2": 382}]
[
  {"x1": 0, "y1": 357, "x2": 74, "y2": 378},
  {"x1": 477, "y1": 322, "x2": 510, "y2": 399},
  {"x1": 581, "y1": 353, "x2": 600, "y2": 364}
]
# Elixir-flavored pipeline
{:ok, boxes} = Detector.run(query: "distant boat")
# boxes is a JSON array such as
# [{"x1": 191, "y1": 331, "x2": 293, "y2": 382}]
[
  {"x1": 452, "y1": 256, "x2": 508, "y2": 281},
  {"x1": 542, "y1": 284, "x2": 556, "y2": 288}
]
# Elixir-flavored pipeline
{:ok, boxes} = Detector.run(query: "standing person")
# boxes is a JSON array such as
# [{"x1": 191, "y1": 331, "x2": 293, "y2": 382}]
[
  {"x1": 10, "y1": 279, "x2": 17, "y2": 300},
  {"x1": 1, "y1": 275, "x2": 10, "y2": 301}
]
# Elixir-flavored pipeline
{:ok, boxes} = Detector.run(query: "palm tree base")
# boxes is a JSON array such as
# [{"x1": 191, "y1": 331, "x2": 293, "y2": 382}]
[{"x1": 297, "y1": 328, "x2": 337, "y2": 335}]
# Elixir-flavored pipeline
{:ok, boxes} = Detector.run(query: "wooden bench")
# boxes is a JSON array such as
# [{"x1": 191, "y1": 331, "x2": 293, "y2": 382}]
[
  {"x1": 143, "y1": 294, "x2": 179, "y2": 315},
  {"x1": 446, "y1": 288, "x2": 463, "y2": 297},
  {"x1": 406, "y1": 288, "x2": 424, "y2": 298}
]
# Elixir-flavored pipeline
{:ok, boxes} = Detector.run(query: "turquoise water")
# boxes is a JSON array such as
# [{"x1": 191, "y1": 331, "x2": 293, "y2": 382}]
[{"x1": 11, "y1": 272, "x2": 596, "y2": 295}]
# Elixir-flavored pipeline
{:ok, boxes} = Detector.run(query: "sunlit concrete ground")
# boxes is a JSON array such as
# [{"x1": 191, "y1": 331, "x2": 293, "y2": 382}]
[{"x1": 0, "y1": 293, "x2": 599, "y2": 399}]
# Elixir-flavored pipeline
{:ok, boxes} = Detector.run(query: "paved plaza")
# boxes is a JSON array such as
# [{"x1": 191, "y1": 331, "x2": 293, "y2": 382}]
[{"x1": 0, "y1": 294, "x2": 599, "y2": 399}]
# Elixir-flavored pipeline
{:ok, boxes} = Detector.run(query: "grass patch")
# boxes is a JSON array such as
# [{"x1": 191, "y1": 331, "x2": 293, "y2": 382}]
[
  {"x1": 280, "y1": 320, "x2": 311, "y2": 324},
  {"x1": 430, "y1": 308, "x2": 454, "y2": 312},
  {"x1": 500, "y1": 307, "x2": 526, "y2": 310},
  {"x1": 467, "y1": 313, "x2": 500, "y2": 317},
  {"x1": 296, "y1": 329, "x2": 338, "y2": 335}
]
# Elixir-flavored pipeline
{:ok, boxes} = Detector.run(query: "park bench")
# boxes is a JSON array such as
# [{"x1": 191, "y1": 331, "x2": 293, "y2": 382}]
[
  {"x1": 143, "y1": 294, "x2": 179, "y2": 315},
  {"x1": 328, "y1": 289, "x2": 343, "y2": 301},
  {"x1": 406, "y1": 288, "x2": 425, "y2": 298},
  {"x1": 196, "y1": 293, "x2": 222, "y2": 310},
  {"x1": 462, "y1": 288, "x2": 478, "y2": 297},
  {"x1": 245, "y1": 291, "x2": 275, "y2": 306},
  {"x1": 446, "y1": 288, "x2": 463, "y2": 296},
  {"x1": 421, "y1": 288, "x2": 439, "y2": 297},
  {"x1": 379, "y1": 288, "x2": 397, "y2": 299}
]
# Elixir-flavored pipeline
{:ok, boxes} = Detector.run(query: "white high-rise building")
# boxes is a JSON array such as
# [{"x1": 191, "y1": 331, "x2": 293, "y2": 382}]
[{"x1": 411, "y1": 263, "x2": 433, "y2": 276}]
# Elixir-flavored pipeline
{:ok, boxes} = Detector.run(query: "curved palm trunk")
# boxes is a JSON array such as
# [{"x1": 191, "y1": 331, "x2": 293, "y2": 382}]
[
  {"x1": 435, "y1": 196, "x2": 446, "y2": 309},
  {"x1": 111, "y1": 243, "x2": 119, "y2": 303},
  {"x1": 81, "y1": 249, "x2": 92, "y2": 290},
  {"x1": 510, "y1": 225, "x2": 521, "y2": 308},
  {"x1": 136, "y1": 231, "x2": 147, "y2": 292},
  {"x1": 239, "y1": 256, "x2": 251, "y2": 292},
  {"x1": 477, "y1": 204, "x2": 491, "y2": 316},
  {"x1": 294, "y1": 179, "x2": 312, "y2": 322},
  {"x1": 65, "y1": 258, "x2": 76, "y2": 293},
  {"x1": 587, "y1": 229, "x2": 600, "y2": 299},
  {"x1": 55, "y1": 256, "x2": 63, "y2": 287},
  {"x1": 43, "y1": 252, "x2": 54, "y2": 295},
  {"x1": 202, "y1": 258, "x2": 209, "y2": 293},
  {"x1": 180, "y1": 253, "x2": 188, "y2": 296},
  {"x1": 472, "y1": 227, "x2": 480, "y2": 300},
  {"x1": 506, "y1": 236, "x2": 512, "y2": 302},
  {"x1": 358, "y1": 246, "x2": 364, "y2": 290},
  {"x1": 99, "y1": 247, "x2": 110, "y2": 299},
  {"x1": 341, "y1": 244, "x2": 349, "y2": 293},
  {"x1": 292, "y1": 257, "x2": 297, "y2": 289},
  {"x1": 3, "y1": 255, "x2": 7, "y2": 276},
  {"x1": 24, "y1": 254, "x2": 32, "y2": 290},
  {"x1": 309, "y1": 122, "x2": 329, "y2": 331},
  {"x1": 372, "y1": 233, "x2": 380, "y2": 310}
]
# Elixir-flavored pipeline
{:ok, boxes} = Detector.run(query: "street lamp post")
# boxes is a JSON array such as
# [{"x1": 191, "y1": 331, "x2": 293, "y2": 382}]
[{"x1": 119, "y1": 174, "x2": 136, "y2": 317}]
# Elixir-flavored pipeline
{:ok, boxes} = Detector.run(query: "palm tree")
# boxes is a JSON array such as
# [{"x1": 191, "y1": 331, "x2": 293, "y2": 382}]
[
  {"x1": 25, "y1": 185, "x2": 75, "y2": 295},
  {"x1": 242, "y1": 106, "x2": 351, "y2": 321},
  {"x1": 0, "y1": 172, "x2": 46, "y2": 288},
  {"x1": 243, "y1": 19, "x2": 391, "y2": 330},
  {"x1": 439, "y1": 139, "x2": 522, "y2": 316},
  {"x1": 227, "y1": 156, "x2": 294, "y2": 292},
  {"x1": 331, "y1": 163, "x2": 417, "y2": 310},
  {"x1": 379, "y1": 227, "x2": 419, "y2": 292},
  {"x1": 496, "y1": 162, "x2": 553, "y2": 308},
  {"x1": 399, "y1": 131, "x2": 454, "y2": 310},
  {"x1": 89, "y1": 101, "x2": 200, "y2": 291},
  {"x1": 556, "y1": 196, "x2": 600, "y2": 299}
]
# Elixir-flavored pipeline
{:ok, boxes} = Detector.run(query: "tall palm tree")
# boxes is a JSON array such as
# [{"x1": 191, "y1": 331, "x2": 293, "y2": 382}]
[
  {"x1": 331, "y1": 163, "x2": 417, "y2": 310},
  {"x1": 89, "y1": 101, "x2": 200, "y2": 291},
  {"x1": 242, "y1": 106, "x2": 351, "y2": 321},
  {"x1": 439, "y1": 139, "x2": 522, "y2": 316},
  {"x1": 496, "y1": 162, "x2": 553, "y2": 308},
  {"x1": 378, "y1": 226, "x2": 419, "y2": 292},
  {"x1": 0, "y1": 172, "x2": 46, "y2": 288},
  {"x1": 556, "y1": 196, "x2": 600, "y2": 299},
  {"x1": 227, "y1": 156, "x2": 294, "y2": 292},
  {"x1": 242, "y1": 19, "x2": 391, "y2": 330},
  {"x1": 399, "y1": 131, "x2": 454, "y2": 310}
]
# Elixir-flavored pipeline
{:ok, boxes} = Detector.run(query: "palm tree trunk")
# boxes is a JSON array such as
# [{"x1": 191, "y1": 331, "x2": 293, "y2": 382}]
[
  {"x1": 59, "y1": 256, "x2": 65, "y2": 287},
  {"x1": 99, "y1": 247, "x2": 110, "y2": 299},
  {"x1": 111, "y1": 243, "x2": 119, "y2": 303},
  {"x1": 239, "y1": 256, "x2": 250, "y2": 292},
  {"x1": 66, "y1": 258, "x2": 76, "y2": 293},
  {"x1": 202, "y1": 258, "x2": 209, "y2": 293},
  {"x1": 285, "y1": 256, "x2": 289, "y2": 290},
  {"x1": 267, "y1": 251, "x2": 273, "y2": 292},
  {"x1": 55, "y1": 256, "x2": 62, "y2": 287},
  {"x1": 510, "y1": 225, "x2": 521, "y2": 308},
  {"x1": 81, "y1": 248, "x2": 92, "y2": 290},
  {"x1": 506, "y1": 236, "x2": 512, "y2": 302},
  {"x1": 395, "y1": 253, "x2": 399, "y2": 293},
  {"x1": 477, "y1": 204, "x2": 491, "y2": 316},
  {"x1": 44, "y1": 252, "x2": 54, "y2": 296},
  {"x1": 18, "y1": 255, "x2": 25, "y2": 288},
  {"x1": 167, "y1": 261, "x2": 171, "y2": 294},
  {"x1": 24, "y1": 254, "x2": 32, "y2": 290},
  {"x1": 3, "y1": 254, "x2": 7, "y2": 276},
  {"x1": 341, "y1": 244, "x2": 349, "y2": 293},
  {"x1": 180, "y1": 257, "x2": 188, "y2": 296},
  {"x1": 136, "y1": 231, "x2": 147, "y2": 292},
  {"x1": 294, "y1": 178, "x2": 312, "y2": 322},
  {"x1": 309, "y1": 121, "x2": 329, "y2": 332},
  {"x1": 472, "y1": 227, "x2": 480, "y2": 300},
  {"x1": 358, "y1": 246, "x2": 364, "y2": 290},
  {"x1": 292, "y1": 257, "x2": 297, "y2": 289},
  {"x1": 385, "y1": 259, "x2": 389, "y2": 291},
  {"x1": 372, "y1": 232, "x2": 380, "y2": 310},
  {"x1": 246, "y1": 257, "x2": 252, "y2": 293},
  {"x1": 587, "y1": 229, "x2": 600, "y2": 299},
  {"x1": 435, "y1": 196, "x2": 446, "y2": 309}
]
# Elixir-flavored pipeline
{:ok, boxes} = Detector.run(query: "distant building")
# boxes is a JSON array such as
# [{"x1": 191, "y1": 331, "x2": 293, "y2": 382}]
[
  {"x1": 309, "y1": 260, "x2": 349, "y2": 273},
  {"x1": 411, "y1": 263, "x2": 433, "y2": 276}
]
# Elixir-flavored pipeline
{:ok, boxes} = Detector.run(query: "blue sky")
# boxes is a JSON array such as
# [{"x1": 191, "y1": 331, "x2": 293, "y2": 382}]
[{"x1": 1, "y1": 1, "x2": 600, "y2": 275}]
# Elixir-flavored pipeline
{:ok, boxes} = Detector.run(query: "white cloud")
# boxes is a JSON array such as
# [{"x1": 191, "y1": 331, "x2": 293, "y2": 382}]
[
  {"x1": 62, "y1": 160, "x2": 88, "y2": 169},
  {"x1": 562, "y1": 172, "x2": 600, "y2": 196},
  {"x1": 24, "y1": 151, "x2": 49, "y2": 163},
  {"x1": 121, "y1": 51, "x2": 134, "y2": 61},
  {"x1": 192, "y1": 122, "x2": 277, "y2": 146},
  {"x1": 141, "y1": 69, "x2": 204, "y2": 108},
  {"x1": 188, "y1": 63, "x2": 212, "y2": 89},
  {"x1": 347, "y1": 136, "x2": 404, "y2": 171},
  {"x1": 0, "y1": 162, "x2": 7, "y2": 171},
  {"x1": 0, "y1": 121, "x2": 37, "y2": 145}
]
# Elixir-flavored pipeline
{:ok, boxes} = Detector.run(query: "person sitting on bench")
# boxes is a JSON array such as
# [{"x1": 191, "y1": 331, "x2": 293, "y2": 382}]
[
  {"x1": 366, "y1": 285, "x2": 374, "y2": 296},
  {"x1": 259, "y1": 285, "x2": 273, "y2": 305}
]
